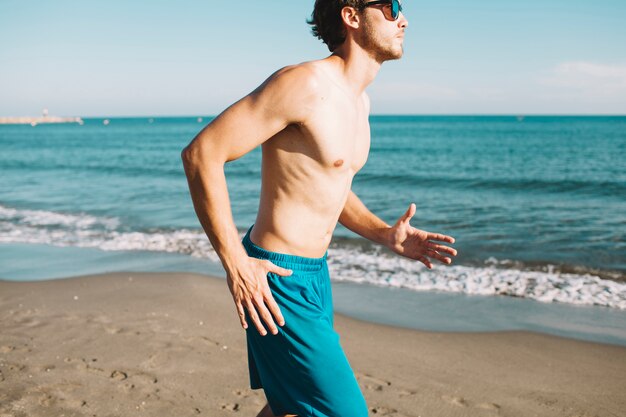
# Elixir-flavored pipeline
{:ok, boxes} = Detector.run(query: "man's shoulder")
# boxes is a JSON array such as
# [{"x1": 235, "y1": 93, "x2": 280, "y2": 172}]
[
  {"x1": 264, "y1": 60, "x2": 330, "y2": 96},
  {"x1": 241, "y1": 60, "x2": 330, "y2": 125},
  {"x1": 249, "y1": 60, "x2": 332, "y2": 124}
]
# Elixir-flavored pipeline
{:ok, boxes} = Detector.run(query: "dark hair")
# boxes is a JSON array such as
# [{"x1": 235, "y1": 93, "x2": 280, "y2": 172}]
[{"x1": 308, "y1": 0, "x2": 366, "y2": 52}]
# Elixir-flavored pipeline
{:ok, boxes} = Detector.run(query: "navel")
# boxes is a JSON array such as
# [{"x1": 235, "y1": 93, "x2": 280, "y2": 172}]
[{"x1": 333, "y1": 159, "x2": 344, "y2": 167}]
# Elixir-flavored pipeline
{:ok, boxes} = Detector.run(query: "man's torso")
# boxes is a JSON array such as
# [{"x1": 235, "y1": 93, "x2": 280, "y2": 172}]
[{"x1": 250, "y1": 60, "x2": 370, "y2": 257}]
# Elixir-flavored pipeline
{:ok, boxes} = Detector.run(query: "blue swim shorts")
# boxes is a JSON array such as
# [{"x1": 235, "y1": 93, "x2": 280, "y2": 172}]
[{"x1": 242, "y1": 224, "x2": 368, "y2": 417}]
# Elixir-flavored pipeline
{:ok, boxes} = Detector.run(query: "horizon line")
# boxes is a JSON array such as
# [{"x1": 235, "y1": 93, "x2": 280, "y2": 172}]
[{"x1": 2, "y1": 113, "x2": 625, "y2": 119}]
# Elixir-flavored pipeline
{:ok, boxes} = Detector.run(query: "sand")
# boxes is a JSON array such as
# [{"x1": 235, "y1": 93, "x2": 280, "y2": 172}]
[{"x1": 1, "y1": 272, "x2": 625, "y2": 417}]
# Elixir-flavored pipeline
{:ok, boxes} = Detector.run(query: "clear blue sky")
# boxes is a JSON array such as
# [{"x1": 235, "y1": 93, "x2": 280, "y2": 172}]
[{"x1": 1, "y1": 0, "x2": 625, "y2": 116}]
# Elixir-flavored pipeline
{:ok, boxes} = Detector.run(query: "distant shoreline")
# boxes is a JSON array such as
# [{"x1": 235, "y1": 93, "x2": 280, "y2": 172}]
[
  {"x1": 2, "y1": 115, "x2": 625, "y2": 122},
  {"x1": 0, "y1": 116, "x2": 83, "y2": 125}
]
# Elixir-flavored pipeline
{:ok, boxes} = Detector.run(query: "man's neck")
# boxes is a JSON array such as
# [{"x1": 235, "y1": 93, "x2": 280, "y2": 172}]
[{"x1": 328, "y1": 43, "x2": 382, "y2": 97}]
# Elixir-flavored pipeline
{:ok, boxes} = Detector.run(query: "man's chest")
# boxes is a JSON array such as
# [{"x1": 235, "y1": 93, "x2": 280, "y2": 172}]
[{"x1": 305, "y1": 103, "x2": 371, "y2": 174}]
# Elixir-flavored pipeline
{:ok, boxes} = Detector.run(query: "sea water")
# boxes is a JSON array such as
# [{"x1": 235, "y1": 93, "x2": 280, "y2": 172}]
[{"x1": 1, "y1": 116, "x2": 625, "y2": 345}]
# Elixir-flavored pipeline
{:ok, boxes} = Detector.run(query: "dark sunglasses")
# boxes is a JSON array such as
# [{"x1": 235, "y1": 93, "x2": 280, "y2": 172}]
[{"x1": 362, "y1": 0, "x2": 402, "y2": 21}]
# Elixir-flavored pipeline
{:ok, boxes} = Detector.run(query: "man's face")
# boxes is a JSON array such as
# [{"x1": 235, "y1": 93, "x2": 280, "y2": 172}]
[{"x1": 356, "y1": 2, "x2": 408, "y2": 63}]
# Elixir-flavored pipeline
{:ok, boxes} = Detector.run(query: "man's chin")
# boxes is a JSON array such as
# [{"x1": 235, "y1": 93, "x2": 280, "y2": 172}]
[
  {"x1": 382, "y1": 48, "x2": 404, "y2": 62},
  {"x1": 371, "y1": 44, "x2": 404, "y2": 63}
]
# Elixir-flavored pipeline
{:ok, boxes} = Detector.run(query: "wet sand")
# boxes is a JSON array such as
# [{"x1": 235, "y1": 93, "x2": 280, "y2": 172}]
[{"x1": 1, "y1": 272, "x2": 625, "y2": 417}]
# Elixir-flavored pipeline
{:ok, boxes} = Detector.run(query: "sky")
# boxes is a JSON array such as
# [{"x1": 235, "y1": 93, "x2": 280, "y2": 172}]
[{"x1": 1, "y1": 0, "x2": 625, "y2": 116}]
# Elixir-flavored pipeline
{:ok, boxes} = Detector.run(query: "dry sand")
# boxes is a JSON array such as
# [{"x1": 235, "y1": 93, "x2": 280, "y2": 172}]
[{"x1": 1, "y1": 272, "x2": 625, "y2": 417}]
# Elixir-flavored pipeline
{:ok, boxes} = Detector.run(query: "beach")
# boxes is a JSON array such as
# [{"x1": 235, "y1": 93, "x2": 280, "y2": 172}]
[
  {"x1": 1, "y1": 116, "x2": 625, "y2": 416},
  {"x1": 2, "y1": 272, "x2": 625, "y2": 417},
  {"x1": 3, "y1": 0, "x2": 626, "y2": 414}
]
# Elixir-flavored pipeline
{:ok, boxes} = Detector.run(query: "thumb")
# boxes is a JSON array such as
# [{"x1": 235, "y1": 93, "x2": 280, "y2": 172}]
[
  {"x1": 267, "y1": 262, "x2": 293, "y2": 277},
  {"x1": 402, "y1": 203, "x2": 416, "y2": 225}
]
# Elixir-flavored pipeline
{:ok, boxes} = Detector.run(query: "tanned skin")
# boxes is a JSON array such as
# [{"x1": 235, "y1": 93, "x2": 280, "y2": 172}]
[{"x1": 182, "y1": 4, "x2": 457, "y2": 417}]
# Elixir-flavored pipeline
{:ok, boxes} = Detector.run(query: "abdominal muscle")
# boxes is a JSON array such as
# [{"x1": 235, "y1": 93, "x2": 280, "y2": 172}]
[{"x1": 249, "y1": 138, "x2": 356, "y2": 258}]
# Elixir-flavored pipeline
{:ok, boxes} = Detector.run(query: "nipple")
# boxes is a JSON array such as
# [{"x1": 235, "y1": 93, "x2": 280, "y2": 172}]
[{"x1": 333, "y1": 159, "x2": 344, "y2": 167}]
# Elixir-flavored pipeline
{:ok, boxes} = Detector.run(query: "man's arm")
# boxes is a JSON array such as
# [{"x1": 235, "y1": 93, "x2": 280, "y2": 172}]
[
  {"x1": 181, "y1": 65, "x2": 320, "y2": 335},
  {"x1": 339, "y1": 190, "x2": 458, "y2": 268},
  {"x1": 338, "y1": 190, "x2": 391, "y2": 246}
]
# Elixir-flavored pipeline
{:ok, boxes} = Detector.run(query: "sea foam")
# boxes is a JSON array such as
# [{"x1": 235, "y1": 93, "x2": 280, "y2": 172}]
[{"x1": 1, "y1": 204, "x2": 624, "y2": 309}]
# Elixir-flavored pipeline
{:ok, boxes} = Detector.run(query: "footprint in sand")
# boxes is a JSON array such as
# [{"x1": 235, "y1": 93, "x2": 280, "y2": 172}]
[
  {"x1": 1, "y1": 344, "x2": 31, "y2": 353},
  {"x1": 441, "y1": 394, "x2": 469, "y2": 407},
  {"x1": 220, "y1": 402, "x2": 241, "y2": 412},
  {"x1": 121, "y1": 381, "x2": 136, "y2": 392},
  {"x1": 231, "y1": 389, "x2": 251, "y2": 399},
  {"x1": 75, "y1": 358, "x2": 106, "y2": 375},
  {"x1": 231, "y1": 388, "x2": 266, "y2": 407},
  {"x1": 182, "y1": 334, "x2": 222, "y2": 347},
  {"x1": 104, "y1": 325, "x2": 124, "y2": 334},
  {"x1": 84, "y1": 364, "x2": 106, "y2": 375},
  {"x1": 143, "y1": 351, "x2": 171, "y2": 368},
  {"x1": 84, "y1": 314, "x2": 126, "y2": 334},
  {"x1": 110, "y1": 370, "x2": 128, "y2": 380},
  {"x1": 370, "y1": 405, "x2": 399, "y2": 415},
  {"x1": 35, "y1": 383, "x2": 84, "y2": 410},
  {"x1": 66, "y1": 399, "x2": 88, "y2": 409},
  {"x1": 477, "y1": 402, "x2": 501, "y2": 410},
  {"x1": 131, "y1": 371, "x2": 159, "y2": 385},
  {"x1": 15, "y1": 316, "x2": 45, "y2": 329},
  {"x1": 398, "y1": 389, "x2": 418, "y2": 398},
  {"x1": 32, "y1": 364, "x2": 56, "y2": 373},
  {"x1": 441, "y1": 395, "x2": 501, "y2": 412},
  {"x1": 3, "y1": 362, "x2": 27, "y2": 372},
  {"x1": 116, "y1": 371, "x2": 158, "y2": 395},
  {"x1": 355, "y1": 372, "x2": 392, "y2": 391},
  {"x1": 38, "y1": 393, "x2": 55, "y2": 407}
]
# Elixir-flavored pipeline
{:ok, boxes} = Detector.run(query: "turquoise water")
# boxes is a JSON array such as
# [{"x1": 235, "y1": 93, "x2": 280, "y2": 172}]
[{"x1": 1, "y1": 116, "x2": 625, "y2": 344}]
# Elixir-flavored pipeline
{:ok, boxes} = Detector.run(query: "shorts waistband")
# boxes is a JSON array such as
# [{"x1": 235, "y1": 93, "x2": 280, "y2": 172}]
[{"x1": 242, "y1": 224, "x2": 327, "y2": 271}]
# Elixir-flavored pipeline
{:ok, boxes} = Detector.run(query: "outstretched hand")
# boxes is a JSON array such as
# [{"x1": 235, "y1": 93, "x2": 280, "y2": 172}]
[{"x1": 386, "y1": 203, "x2": 457, "y2": 269}]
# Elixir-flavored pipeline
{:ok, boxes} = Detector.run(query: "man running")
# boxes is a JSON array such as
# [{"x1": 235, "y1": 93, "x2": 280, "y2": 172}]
[{"x1": 182, "y1": 1, "x2": 457, "y2": 416}]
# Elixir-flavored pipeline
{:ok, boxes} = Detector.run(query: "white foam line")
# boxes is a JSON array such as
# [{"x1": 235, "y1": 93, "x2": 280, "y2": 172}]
[
  {"x1": 328, "y1": 247, "x2": 626, "y2": 309},
  {"x1": 1, "y1": 204, "x2": 625, "y2": 309},
  {"x1": 0, "y1": 205, "x2": 119, "y2": 230}
]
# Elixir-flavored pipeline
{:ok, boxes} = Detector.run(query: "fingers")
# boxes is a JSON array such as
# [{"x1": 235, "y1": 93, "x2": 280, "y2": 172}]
[
  {"x1": 417, "y1": 254, "x2": 433, "y2": 269},
  {"x1": 264, "y1": 292, "x2": 286, "y2": 328},
  {"x1": 406, "y1": 244, "x2": 451, "y2": 266},
  {"x1": 236, "y1": 290, "x2": 285, "y2": 336},
  {"x1": 244, "y1": 290, "x2": 284, "y2": 336},
  {"x1": 236, "y1": 301, "x2": 248, "y2": 330},
  {"x1": 266, "y1": 260, "x2": 293, "y2": 277},
  {"x1": 262, "y1": 261, "x2": 287, "y2": 328},
  {"x1": 233, "y1": 259, "x2": 288, "y2": 337},
  {"x1": 425, "y1": 236, "x2": 457, "y2": 266},
  {"x1": 251, "y1": 294, "x2": 280, "y2": 336},
  {"x1": 243, "y1": 296, "x2": 282, "y2": 336},
  {"x1": 429, "y1": 232, "x2": 455, "y2": 244},
  {"x1": 425, "y1": 249, "x2": 452, "y2": 265},
  {"x1": 428, "y1": 242, "x2": 458, "y2": 257},
  {"x1": 243, "y1": 298, "x2": 268, "y2": 336}
]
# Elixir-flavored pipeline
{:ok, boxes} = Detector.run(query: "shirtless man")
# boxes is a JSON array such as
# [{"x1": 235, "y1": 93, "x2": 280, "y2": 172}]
[{"x1": 182, "y1": 1, "x2": 457, "y2": 416}]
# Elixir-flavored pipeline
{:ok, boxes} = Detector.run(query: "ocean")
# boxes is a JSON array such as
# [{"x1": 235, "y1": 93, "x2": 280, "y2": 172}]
[{"x1": 1, "y1": 116, "x2": 625, "y2": 345}]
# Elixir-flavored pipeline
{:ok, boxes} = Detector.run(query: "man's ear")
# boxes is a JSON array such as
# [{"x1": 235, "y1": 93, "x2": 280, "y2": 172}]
[{"x1": 340, "y1": 6, "x2": 361, "y2": 29}]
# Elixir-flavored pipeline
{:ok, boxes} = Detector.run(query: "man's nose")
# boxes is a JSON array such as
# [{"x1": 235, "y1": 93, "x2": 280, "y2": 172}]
[{"x1": 398, "y1": 11, "x2": 408, "y2": 28}]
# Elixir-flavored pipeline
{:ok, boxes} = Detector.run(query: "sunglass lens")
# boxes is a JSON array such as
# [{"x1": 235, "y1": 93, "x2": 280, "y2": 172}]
[{"x1": 392, "y1": 0, "x2": 399, "y2": 19}]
